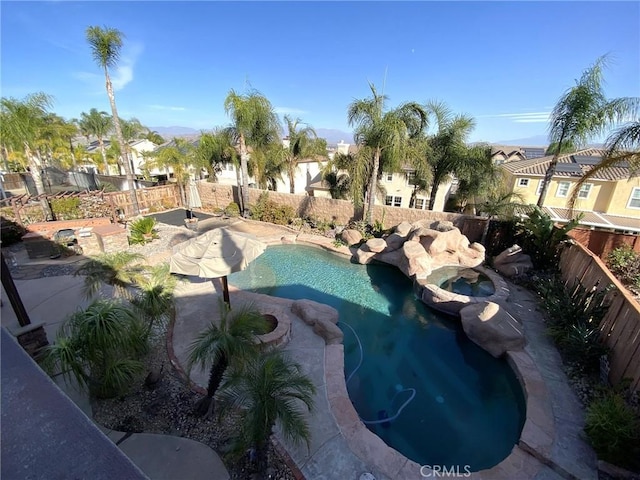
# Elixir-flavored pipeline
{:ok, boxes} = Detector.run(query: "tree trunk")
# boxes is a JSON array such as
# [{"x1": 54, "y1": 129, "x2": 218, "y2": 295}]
[
  {"x1": 288, "y1": 161, "x2": 295, "y2": 194},
  {"x1": 69, "y1": 138, "x2": 77, "y2": 170},
  {"x1": 254, "y1": 434, "x2": 271, "y2": 479},
  {"x1": 537, "y1": 131, "x2": 566, "y2": 207},
  {"x1": 105, "y1": 68, "x2": 139, "y2": 215},
  {"x1": 98, "y1": 136, "x2": 109, "y2": 174},
  {"x1": 239, "y1": 134, "x2": 250, "y2": 218},
  {"x1": 26, "y1": 143, "x2": 46, "y2": 195},
  {"x1": 427, "y1": 179, "x2": 439, "y2": 211},
  {"x1": 365, "y1": 149, "x2": 380, "y2": 224},
  {"x1": 194, "y1": 355, "x2": 228, "y2": 417}
]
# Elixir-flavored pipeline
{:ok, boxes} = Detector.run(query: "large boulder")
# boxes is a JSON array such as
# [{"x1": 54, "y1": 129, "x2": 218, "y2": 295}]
[
  {"x1": 395, "y1": 221, "x2": 413, "y2": 237},
  {"x1": 341, "y1": 229, "x2": 363, "y2": 246},
  {"x1": 460, "y1": 301, "x2": 525, "y2": 357},
  {"x1": 384, "y1": 232, "x2": 407, "y2": 252},
  {"x1": 421, "y1": 285, "x2": 468, "y2": 315},
  {"x1": 366, "y1": 238, "x2": 387, "y2": 253},
  {"x1": 493, "y1": 245, "x2": 534, "y2": 278},
  {"x1": 291, "y1": 299, "x2": 343, "y2": 345},
  {"x1": 355, "y1": 244, "x2": 377, "y2": 264},
  {"x1": 399, "y1": 241, "x2": 432, "y2": 279}
]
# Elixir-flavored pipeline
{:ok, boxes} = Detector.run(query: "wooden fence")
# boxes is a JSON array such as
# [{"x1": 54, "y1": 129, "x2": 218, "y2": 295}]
[
  {"x1": 569, "y1": 228, "x2": 640, "y2": 260},
  {"x1": 104, "y1": 184, "x2": 181, "y2": 218},
  {"x1": 559, "y1": 241, "x2": 640, "y2": 391}
]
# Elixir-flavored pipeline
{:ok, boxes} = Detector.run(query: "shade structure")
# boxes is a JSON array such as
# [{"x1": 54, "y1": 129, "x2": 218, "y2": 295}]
[{"x1": 169, "y1": 227, "x2": 266, "y2": 305}]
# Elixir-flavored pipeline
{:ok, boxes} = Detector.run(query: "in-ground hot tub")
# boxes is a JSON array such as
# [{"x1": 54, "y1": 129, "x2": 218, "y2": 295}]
[{"x1": 419, "y1": 265, "x2": 509, "y2": 315}]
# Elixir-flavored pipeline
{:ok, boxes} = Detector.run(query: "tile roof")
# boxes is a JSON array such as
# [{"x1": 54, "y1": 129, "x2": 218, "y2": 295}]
[
  {"x1": 543, "y1": 207, "x2": 640, "y2": 233},
  {"x1": 501, "y1": 148, "x2": 634, "y2": 181}
]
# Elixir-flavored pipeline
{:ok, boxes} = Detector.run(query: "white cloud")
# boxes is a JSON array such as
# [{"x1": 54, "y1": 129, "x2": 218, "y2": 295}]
[
  {"x1": 274, "y1": 107, "x2": 308, "y2": 116},
  {"x1": 149, "y1": 105, "x2": 187, "y2": 111},
  {"x1": 479, "y1": 111, "x2": 551, "y2": 123},
  {"x1": 111, "y1": 42, "x2": 144, "y2": 91}
]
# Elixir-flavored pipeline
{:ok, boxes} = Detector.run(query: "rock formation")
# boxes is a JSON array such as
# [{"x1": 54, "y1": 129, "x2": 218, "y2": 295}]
[
  {"x1": 459, "y1": 301, "x2": 525, "y2": 357},
  {"x1": 493, "y1": 244, "x2": 534, "y2": 278}
]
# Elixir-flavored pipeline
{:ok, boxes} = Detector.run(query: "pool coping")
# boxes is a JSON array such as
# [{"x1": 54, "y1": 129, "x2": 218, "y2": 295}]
[{"x1": 264, "y1": 234, "x2": 564, "y2": 479}]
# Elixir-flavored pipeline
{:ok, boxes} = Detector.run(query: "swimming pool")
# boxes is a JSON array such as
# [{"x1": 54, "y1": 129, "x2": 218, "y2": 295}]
[
  {"x1": 427, "y1": 265, "x2": 496, "y2": 297},
  {"x1": 229, "y1": 244, "x2": 525, "y2": 470}
]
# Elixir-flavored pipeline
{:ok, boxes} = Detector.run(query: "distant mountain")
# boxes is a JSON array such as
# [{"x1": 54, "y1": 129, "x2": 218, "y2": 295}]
[
  {"x1": 495, "y1": 135, "x2": 548, "y2": 146},
  {"x1": 149, "y1": 126, "x2": 201, "y2": 137},
  {"x1": 316, "y1": 128, "x2": 354, "y2": 145}
]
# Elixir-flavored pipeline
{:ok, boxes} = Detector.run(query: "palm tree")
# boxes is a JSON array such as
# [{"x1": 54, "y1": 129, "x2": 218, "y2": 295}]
[
  {"x1": 224, "y1": 89, "x2": 281, "y2": 217},
  {"x1": 79, "y1": 108, "x2": 113, "y2": 174},
  {"x1": 537, "y1": 55, "x2": 633, "y2": 207},
  {"x1": 74, "y1": 251, "x2": 145, "y2": 299},
  {"x1": 196, "y1": 128, "x2": 238, "y2": 181},
  {"x1": 322, "y1": 170, "x2": 351, "y2": 200},
  {"x1": 348, "y1": 83, "x2": 427, "y2": 224},
  {"x1": 145, "y1": 130, "x2": 165, "y2": 145},
  {"x1": 149, "y1": 137, "x2": 194, "y2": 205},
  {"x1": 0, "y1": 93, "x2": 53, "y2": 196},
  {"x1": 131, "y1": 263, "x2": 179, "y2": 338},
  {"x1": 42, "y1": 299, "x2": 146, "y2": 398},
  {"x1": 454, "y1": 143, "x2": 498, "y2": 213},
  {"x1": 86, "y1": 25, "x2": 140, "y2": 214},
  {"x1": 322, "y1": 150, "x2": 373, "y2": 208},
  {"x1": 217, "y1": 350, "x2": 315, "y2": 477},
  {"x1": 568, "y1": 115, "x2": 640, "y2": 211},
  {"x1": 422, "y1": 101, "x2": 479, "y2": 211},
  {"x1": 187, "y1": 302, "x2": 268, "y2": 417},
  {"x1": 282, "y1": 115, "x2": 325, "y2": 193}
]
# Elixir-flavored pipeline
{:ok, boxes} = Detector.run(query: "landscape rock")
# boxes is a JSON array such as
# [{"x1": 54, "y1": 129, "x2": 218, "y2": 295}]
[
  {"x1": 281, "y1": 235, "x2": 297, "y2": 244},
  {"x1": 291, "y1": 299, "x2": 343, "y2": 345},
  {"x1": 384, "y1": 233, "x2": 406, "y2": 252},
  {"x1": 421, "y1": 285, "x2": 468, "y2": 315},
  {"x1": 341, "y1": 229, "x2": 363, "y2": 246},
  {"x1": 395, "y1": 221, "x2": 412, "y2": 236},
  {"x1": 432, "y1": 220, "x2": 455, "y2": 232},
  {"x1": 366, "y1": 238, "x2": 387, "y2": 253},
  {"x1": 460, "y1": 301, "x2": 525, "y2": 357},
  {"x1": 399, "y1": 241, "x2": 432, "y2": 279},
  {"x1": 493, "y1": 245, "x2": 534, "y2": 278}
]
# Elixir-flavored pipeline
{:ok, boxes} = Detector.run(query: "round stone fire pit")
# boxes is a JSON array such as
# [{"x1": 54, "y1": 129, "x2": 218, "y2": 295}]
[{"x1": 255, "y1": 313, "x2": 291, "y2": 349}]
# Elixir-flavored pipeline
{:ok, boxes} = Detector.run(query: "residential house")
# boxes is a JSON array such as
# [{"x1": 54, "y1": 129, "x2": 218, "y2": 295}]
[
  {"x1": 490, "y1": 145, "x2": 546, "y2": 165},
  {"x1": 501, "y1": 148, "x2": 640, "y2": 233},
  {"x1": 84, "y1": 138, "x2": 158, "y2": 176}
]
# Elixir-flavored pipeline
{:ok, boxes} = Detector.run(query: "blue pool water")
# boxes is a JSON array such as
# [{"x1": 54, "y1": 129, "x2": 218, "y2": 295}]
[
  {"x1": 427, "y1": 266, "x2": 496, "y2": 297},
  {"x1": 229, "y1": 245, "x2": 525, "y2": 470}
]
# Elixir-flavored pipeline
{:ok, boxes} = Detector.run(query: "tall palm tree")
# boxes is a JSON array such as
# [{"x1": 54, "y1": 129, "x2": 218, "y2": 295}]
[
  {"x1": 423, "y1": 101, "x2": 478, "y2": 210},
  {"x1": 323, "y1": 149, "x2": 373, "y2": 208},
  {"x1": 187, "y1": 302, "x2": 267, "y2": 417},
  {"x1": 74, "y1": 251, "x2": 145, "y2": 299},
  {"x1": 537, "y1": 55, "x2": 633, "y2": 207},
  {"x1": 282, "y1": 115, "x2": 325, "y2": 193},
  {"x1": 224, "y1": 89, "x2": 281, "y2": 217},
  {"x1": 42, "y1": 299, "x2": 146, "y2": 398},
  {"x1": 79, "y1": 108, "x2": 113, "y2": 174},
  {"x1": 348, "y1": 83, "x2": 427, "y2": 224},
  {"x1": 86, "y1": 25, "x2": 140, "y2": 214},
  {"x1": 0, "y1": 93, "x2": 53, "y2": 196},
  {"x1": 217, "y1": 350, "x2": 315, "y2": 477}
]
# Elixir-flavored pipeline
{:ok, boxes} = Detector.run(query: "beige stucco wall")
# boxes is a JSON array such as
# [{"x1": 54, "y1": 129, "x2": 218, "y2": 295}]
[
  {"x1": 196, "y1": 181, "x2": 473, "y2": 228},
  {"x1": 607, "y1": 177, "x2": 640, "y2": 216}
]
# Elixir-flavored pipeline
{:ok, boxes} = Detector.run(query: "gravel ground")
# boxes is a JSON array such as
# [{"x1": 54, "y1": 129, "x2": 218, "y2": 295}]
[{"x1": 92, "y1": 332, "x2": 296, "y2": 480}]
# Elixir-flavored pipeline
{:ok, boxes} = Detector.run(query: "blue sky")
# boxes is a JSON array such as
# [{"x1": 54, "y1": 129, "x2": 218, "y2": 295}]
[{"x1": 1, "y1": 1, "x2": 639, "y2": 144}]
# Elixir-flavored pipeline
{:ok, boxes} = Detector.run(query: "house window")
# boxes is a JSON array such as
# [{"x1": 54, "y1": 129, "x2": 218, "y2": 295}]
[
  {"x1": 384, "y1": 172, "x2": 393, "y2": 182},
  {"x1": 406, "y1": 171, "x2": 416, "y2": 185},
  {"x1": 556, "y1": 182, "x2": 570, "y2": 198},
  {"x1": 385, "y1": 195, "x2": 402, "y2": 207},
  {"x1": 518, "y1": 178, "x2": 530, "y2": 187},
  {"x1": 577, "y1": 184, "x2": 592, "y2": 199},
  {"x1": 629, "y1": 187, "x2": 640, "y2": 209},
  {"x1": 536, "y1": 180, "x2": 545, "y2": 196},
  {"x1": 414, "y1": 198, "x2": 425, "y2": 210}
]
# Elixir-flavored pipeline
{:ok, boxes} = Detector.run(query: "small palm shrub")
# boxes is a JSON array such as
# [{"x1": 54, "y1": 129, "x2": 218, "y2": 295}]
[
  {"x1": 130, "y1": 263, "x2": 179, "y2": 338},
  {"x1": 217, "y1": 350, "x2": 315, "y2": 475},
  {"x1": 42, "y1": 300, "x2": 147, "y2": 398},
  {"x1": 129, "y1": 217, "x2": 159, "y2": 245},
  {"x1": 535, "y1": 276, "x2": 609, "y2": 372},
  {"x1": 607, "y1": 245, "x2": 640, "y2": 291},
  {"x1": 75, "y1": 251, "x2": 145, "y2": 299},
  {"x1": 585, "y1": 393, "x2": 640, "y2": 468}
]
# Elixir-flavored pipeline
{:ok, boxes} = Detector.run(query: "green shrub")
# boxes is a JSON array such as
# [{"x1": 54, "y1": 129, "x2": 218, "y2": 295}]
[
  {"x1": 249, "y1": 192, "x2": 294, "y2": 225},
  {"x1": 332, "y1": 238, "x2": 347, "y2": 248},
  {"x1": 224, "y1": 202, "x2": 240, "y2": 217},
  {"x1": 585, "y1": 394, "x2": 640, "y2": 467},
  {"x1": 517, "y1": 206, "x2": 582, "y2": 270},
  {"x1": 535, "y1": 276, "x2": 609, "y2": 372},
  {"x1": 129, "y1": 217, "x2": 159, "y2": 245},
  {"x1": 51, "y1": 198, "x2": 81, "y2": 220},
  {"x1": 607, "y1": 245, "x2": 640, "y2": 291}
]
